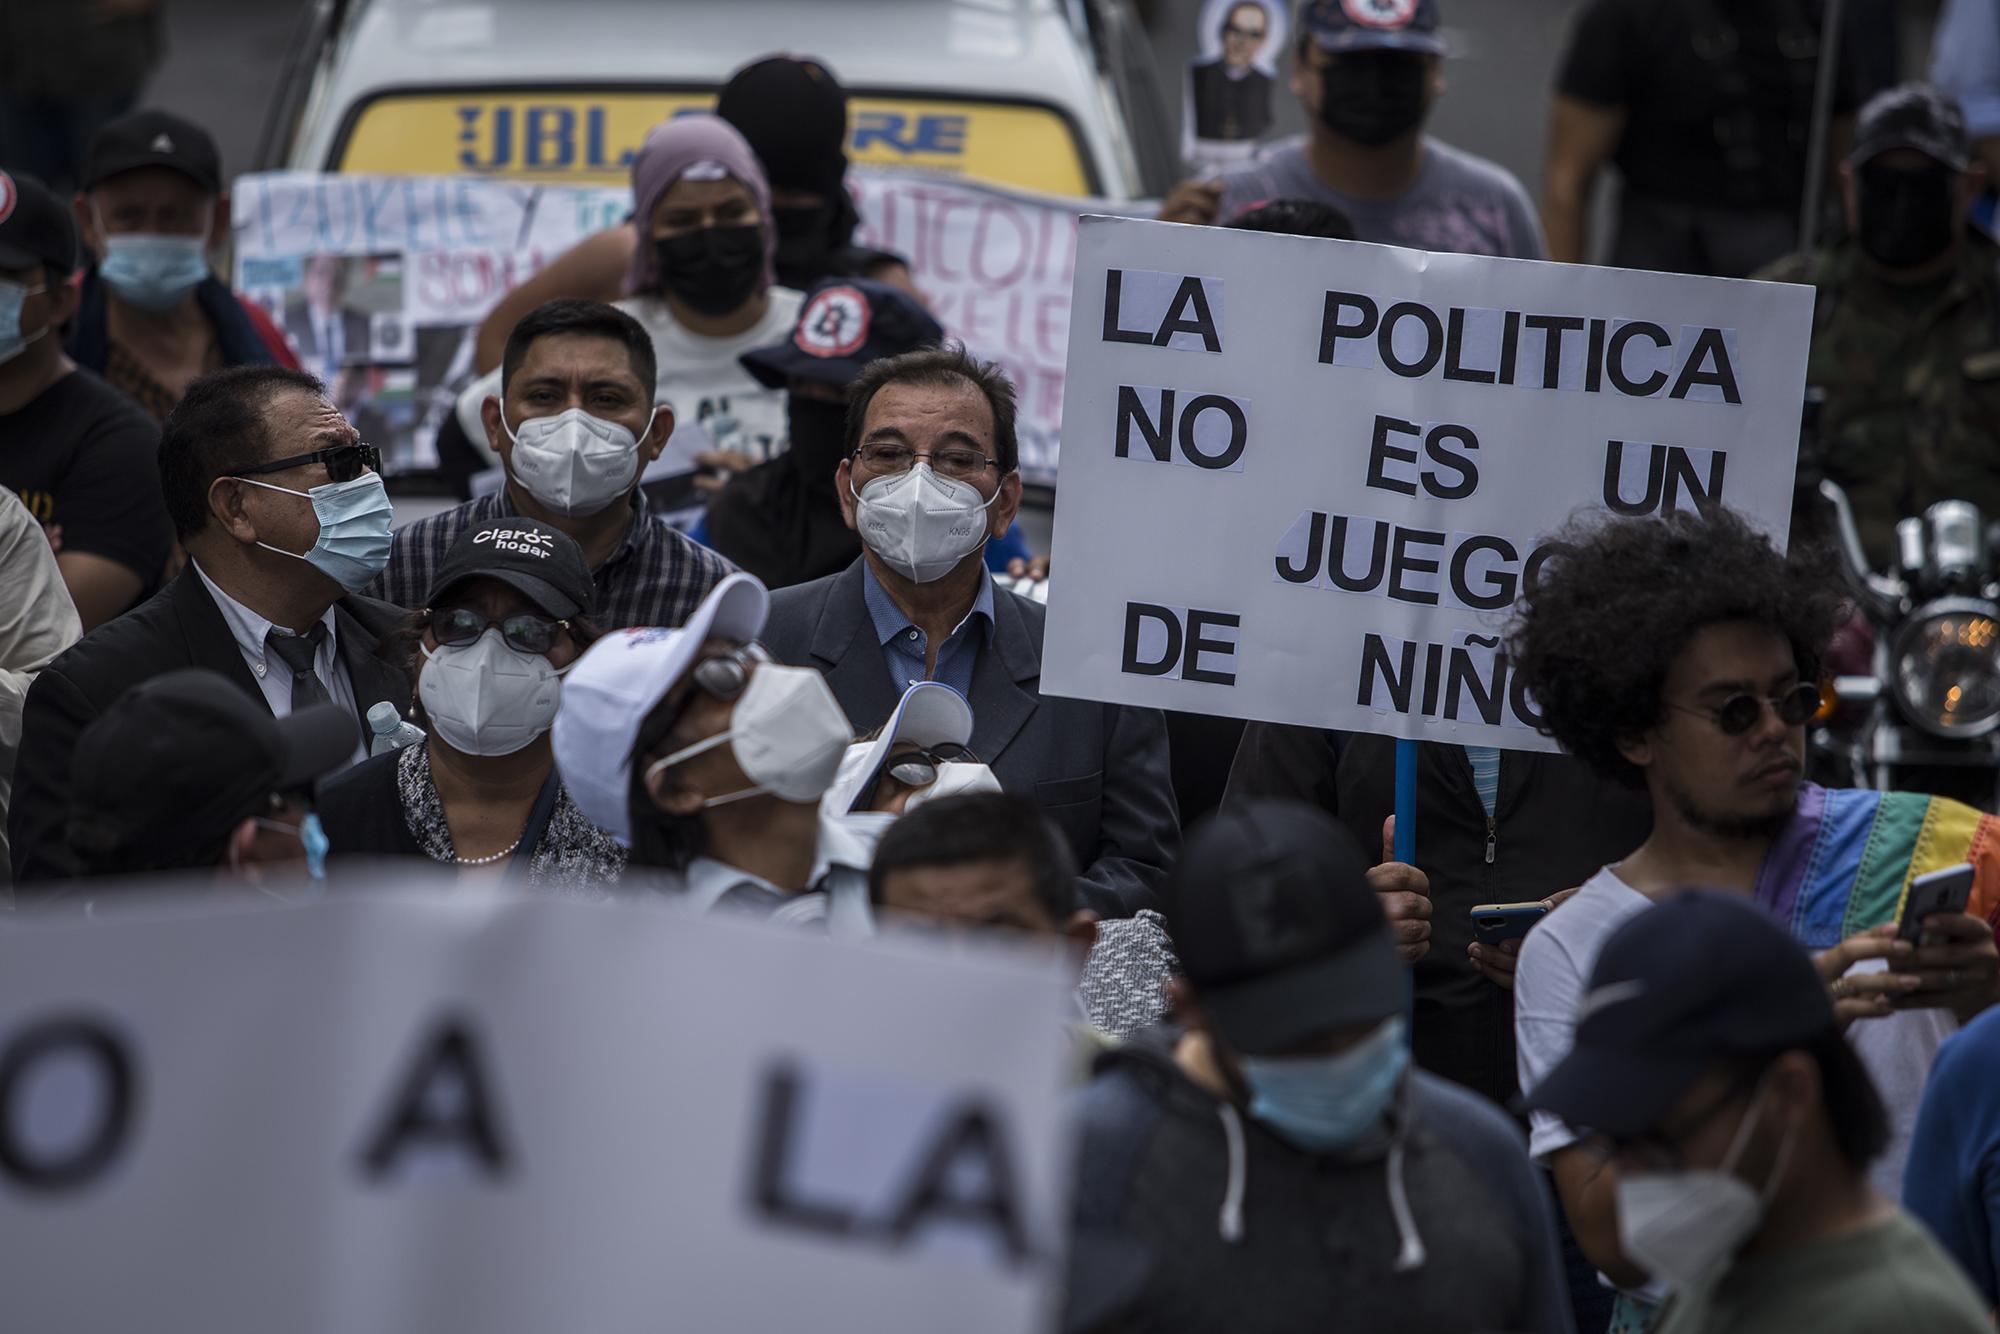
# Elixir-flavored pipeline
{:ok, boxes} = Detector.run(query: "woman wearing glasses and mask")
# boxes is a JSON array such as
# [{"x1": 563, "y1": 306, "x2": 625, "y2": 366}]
[
  {"x1": 316, "y1": 516, "x2": 624, "y2": 892},
  {"x1": 553, "y1": 572, "x2": 858, "y2": 915}
]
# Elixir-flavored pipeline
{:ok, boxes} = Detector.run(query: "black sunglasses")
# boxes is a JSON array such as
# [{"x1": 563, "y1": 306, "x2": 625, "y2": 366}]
[
  {"x1": 1669, "y1": 682, "x2": 1822, "y2": 737},
  {"x1": 883, "y1": 743, "x2": 979, "y2": 788},
  {"x1": 430, "y1": 606, "x2": 569, "y2": 655},
  {"x1": 230, "y1": 443, "x2": 382, "y2": 485}
]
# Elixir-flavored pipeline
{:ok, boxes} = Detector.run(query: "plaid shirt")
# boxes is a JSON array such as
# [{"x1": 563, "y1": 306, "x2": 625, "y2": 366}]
[{"x1": 367, "y1": 489, "x2": 735, "y2": 629}]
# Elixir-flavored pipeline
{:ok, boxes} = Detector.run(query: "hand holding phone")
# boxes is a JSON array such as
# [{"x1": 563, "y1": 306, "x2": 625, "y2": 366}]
[
  {"x1": 1470, "y1": 901, "x2": 1551, "y2": 948},
  {"x1": 1899, "y1": 864, "x2": 1975, "y2": 944}
]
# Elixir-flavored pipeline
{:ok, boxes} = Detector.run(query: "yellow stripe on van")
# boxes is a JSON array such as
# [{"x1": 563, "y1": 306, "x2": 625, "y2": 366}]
[{"x1": 335, "y1": 92, "x2": 1092, "y2": 194}]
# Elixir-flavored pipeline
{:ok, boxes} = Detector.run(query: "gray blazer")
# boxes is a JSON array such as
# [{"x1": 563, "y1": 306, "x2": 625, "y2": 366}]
[{"x1": 762, "y1": 560, "x2": 1180, "y2": 917}]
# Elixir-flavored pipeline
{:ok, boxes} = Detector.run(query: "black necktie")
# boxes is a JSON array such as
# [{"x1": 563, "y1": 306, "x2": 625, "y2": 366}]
[{"x1": 265, "y1": 624, "x2": 331, "y2": 712}]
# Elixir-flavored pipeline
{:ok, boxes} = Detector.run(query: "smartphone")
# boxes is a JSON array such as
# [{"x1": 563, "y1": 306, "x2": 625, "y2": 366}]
[
  {"x1": 1900, "y1": 863, "x2": 1976, "y2": 943},
  {"x1": 1471, "y1": 901, "x2": 1551, "y2": 947}
]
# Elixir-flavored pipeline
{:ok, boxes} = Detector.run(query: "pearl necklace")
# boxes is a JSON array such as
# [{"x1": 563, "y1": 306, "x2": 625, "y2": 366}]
[{"x1": 453, "y1": 833, "x2": 524, "y2": 866}]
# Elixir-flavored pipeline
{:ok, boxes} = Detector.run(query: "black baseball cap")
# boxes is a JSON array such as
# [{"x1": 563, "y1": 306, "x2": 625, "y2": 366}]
[
  {"x1": 1525, "y1": 891, "x2": 1836, "y2": 1139},
  {"x1": 68, "y1": 668, "x2": 356, "y2": 865},
  {"x1": 0, "y1": 170, "x2": 79, "y2": 272},
  {"x1": 82, "y1": 109, "x2": 224, "y2": 194},
  {"x1": 1160, "y1": 801, "x2": 1404, "y2": 1055},
  {"x1": 1301, "y1": 0, "x2": 1445, "y2": 55},
  {"x1": 740, "y1": 277, "x2": 945, "y2": 391},
  {"x1": 427, "y1": 516, "x2": 595, "y2": 620},
  {"x1": 1849, "y1": 84, "x2": 1971, "y2": 171}
]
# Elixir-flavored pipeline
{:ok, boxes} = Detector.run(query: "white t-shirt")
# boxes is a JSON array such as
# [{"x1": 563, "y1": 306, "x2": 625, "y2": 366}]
[
  {"x1": 1514, "y1": 866, "x2": 1956, "y2": 1197},
  {"x1": 451, "y1": 287, "x2": 804, "y2": 477}
]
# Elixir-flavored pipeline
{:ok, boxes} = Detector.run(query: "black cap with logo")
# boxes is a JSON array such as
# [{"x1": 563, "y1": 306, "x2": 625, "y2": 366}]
[
  {"x1": 427, "y1": 516, "x2": 596, "y2": 620},
  {"x1": 68, "y1": 668, "x2": 356, "y2": 866},
  {"x1": 740, "y1": 277, "x2": 946, "y2": 391},
  {"x1": 1525, "y1": 891, "x2": 1836, "y2": 1139},
  {"x1": 82, "y1": 108, "x2": 224, "y2": 194},
  {"x1": 1301, "y1": 0, "x2": 1445, "y2": 55},
  {"x1": 1159, "y1": 800, "x2": 1405, "y2": 1056},
  {"x1": 1849, "y1": 84, "x2": 1971, "y2": 171},
  {"x1": 0, "y1": 170, "x2": 80, "y2": 272}
]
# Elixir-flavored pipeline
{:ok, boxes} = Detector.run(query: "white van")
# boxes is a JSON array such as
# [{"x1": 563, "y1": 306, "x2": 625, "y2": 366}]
[{"x1": 258, "y1": 0, "x2": 1177, "y2": 199}]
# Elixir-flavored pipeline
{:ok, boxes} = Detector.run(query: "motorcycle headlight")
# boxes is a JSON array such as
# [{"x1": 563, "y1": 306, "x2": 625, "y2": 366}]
[{"x1": 1891, "y1": 598, "x2": 2000, "y2": 739}]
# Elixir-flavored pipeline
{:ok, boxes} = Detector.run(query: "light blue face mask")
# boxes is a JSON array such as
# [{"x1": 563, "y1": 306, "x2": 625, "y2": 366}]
[
  {"x1": 100, "y1": 232, "x2": 210, "y2": 312},
  {"x1": 300, "y1": 811, "x2": 330, "y2": 881},
  {"x1": 238, "y1": 471, "x2": 395, "y2": 591},
  {"x1": 1240, "y1": 1014, "x2": 1410, "y2": 1152},
  {"x1": 0, "y1": 276, "x2": 49, "y2": 367}
]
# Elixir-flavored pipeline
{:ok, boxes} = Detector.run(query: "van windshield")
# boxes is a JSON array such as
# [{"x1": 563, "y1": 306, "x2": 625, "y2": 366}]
[{"x1": 335, "y1": 89, "x2": 1096, "y2": 195}]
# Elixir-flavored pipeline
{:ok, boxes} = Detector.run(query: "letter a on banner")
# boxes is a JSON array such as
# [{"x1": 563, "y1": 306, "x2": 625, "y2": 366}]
[{"x1": 357, "y1": 1015, "x2": 512, "y2": 1182}]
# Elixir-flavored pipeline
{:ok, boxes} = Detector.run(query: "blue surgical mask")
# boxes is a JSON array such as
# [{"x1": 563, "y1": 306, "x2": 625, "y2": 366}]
[
  {"x1": 300, "y1": 812, "x2": 330, "y2": 881},
  {"x1": 239, "y1": 471, "x2": 395, "y2": 591},
  {"x1": 1240, "y1": 1015, "x2": 1409, "y2": 1152},
  {"x1": 100, "y1": 232, "x2": 210, "y2": 312},
  {"x1": 0, "y1": 276, "x2": 49, "y2": 367}
]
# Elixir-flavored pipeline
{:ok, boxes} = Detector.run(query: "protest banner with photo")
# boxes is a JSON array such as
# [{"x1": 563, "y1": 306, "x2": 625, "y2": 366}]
[
  {"x1": 0, "y1": 892, "x2": 1075, "y2": 1332},
  {"x1": 233, "y1": 170, "x2": 1137, "y2": 480},
  {"x1": 1041, "y1": 217, "x2": 1816, "y2": 751}
]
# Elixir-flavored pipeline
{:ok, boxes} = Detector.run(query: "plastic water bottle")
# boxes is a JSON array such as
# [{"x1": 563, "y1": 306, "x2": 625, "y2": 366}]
[{"x1": 368, "y1": 701, "x2": 426, "y2": 756}]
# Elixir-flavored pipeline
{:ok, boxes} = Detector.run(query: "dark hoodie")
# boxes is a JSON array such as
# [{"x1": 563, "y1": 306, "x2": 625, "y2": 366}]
[{"x1": 1067, "y1": 1027, "x2": 1574, "y2": 1334}]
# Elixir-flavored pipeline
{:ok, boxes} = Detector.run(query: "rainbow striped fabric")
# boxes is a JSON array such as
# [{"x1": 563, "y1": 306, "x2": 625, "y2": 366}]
[{"x1": 1753, "y1": 784, "x2": 2000, "y2": 950}]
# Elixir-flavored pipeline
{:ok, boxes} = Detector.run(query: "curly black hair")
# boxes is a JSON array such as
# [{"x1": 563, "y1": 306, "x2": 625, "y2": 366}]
[{"x1": 1507, "y1": 508, "x2": 1842, "y2": 788}]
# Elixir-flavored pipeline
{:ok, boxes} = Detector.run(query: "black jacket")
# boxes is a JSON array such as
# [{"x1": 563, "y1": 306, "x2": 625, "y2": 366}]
[
  {"x1": 1225, "y1": 729, "x2": 1651, "y2": 1105},
  {"x1": 1069, "y1": 1028, "x2": 1574, "y2": 1334},
  {"x1": 9, "y1": 567, "x2": 411, "y2": 887}
]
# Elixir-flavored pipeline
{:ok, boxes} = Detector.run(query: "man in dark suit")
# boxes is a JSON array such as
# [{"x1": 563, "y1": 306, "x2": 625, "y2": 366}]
[
  {"x1": 1190, "y1": 1, "x2": 1275, "y2": 141},
  {"x1": 759, "y1": 347, "x2": 1179, "y2": 917},
  {"x1": 9, "y1": 365, "x2": 412, "y2": 887},
  {"x1": 283, "y1": 254, "x2": 373, "y2": 382}
]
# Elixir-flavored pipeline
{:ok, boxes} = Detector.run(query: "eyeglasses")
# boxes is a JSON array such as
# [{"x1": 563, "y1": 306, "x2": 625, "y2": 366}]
[
  {"x1": 883, "y1": 743, "x2": 979, "y2": 789},
  {"x1": 1224, "y1": 22, "x2": 1266, "y2": 38},
  {"x1": 854, "y1": 442, "x2": 1001, "y2": 483},
  {"x1": 1667, "y1": 682, "x2": 1822, "y2": 737},
  {"x1": 230, "y1": 443, "x2": 382, "y2": 484},
  {"x1": 429, "y1": 606, "x2": 570, "y2": 655}
]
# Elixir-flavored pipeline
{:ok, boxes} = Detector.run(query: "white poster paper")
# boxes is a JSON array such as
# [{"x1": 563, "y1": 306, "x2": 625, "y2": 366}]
[
  {"x1": 0, "y1": 892, "x2": 1075, "y2": 1332},
  {"x1": 1041, "y1": 216, "x2": 1815, "y2": 751},
  {"x1": 233, "y1": 170, "x2": 1135, "y2": 479}
]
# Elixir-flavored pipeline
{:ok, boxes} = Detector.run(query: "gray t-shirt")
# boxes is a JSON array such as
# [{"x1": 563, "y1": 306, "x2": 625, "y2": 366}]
[{"x1": 1217, "y1": 135, "x2": 1547, "y2": 260}]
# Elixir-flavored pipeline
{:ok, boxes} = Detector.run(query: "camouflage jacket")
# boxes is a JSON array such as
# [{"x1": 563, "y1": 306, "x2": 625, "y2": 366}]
[{"x1": 1759, "y1": 235, "x2": 2000, "y2": 566}]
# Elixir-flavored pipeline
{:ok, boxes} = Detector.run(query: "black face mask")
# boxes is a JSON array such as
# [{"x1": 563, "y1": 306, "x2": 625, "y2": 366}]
[
  {"x1": 1316, "y1": 52, "x2": 1431, "y2": 147},
  {"x1": 654, "y1": 225, "x2": 765, "y2": 316},
  {"x1": 773, "y1": 205, "x2": 835, "y2": 289},
  {"x1": 785, "y1": 394, "x2": 848, "y2": 494},
  {"x1": 1855, "y1": 161, "x2": 1959, "y2": 270}
]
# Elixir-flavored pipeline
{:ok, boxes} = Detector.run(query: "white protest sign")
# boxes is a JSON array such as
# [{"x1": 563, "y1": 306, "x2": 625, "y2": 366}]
[
  {"x1": 233, "y1": 169, "x2": 1136, "y2": 479},
  {"x1": 0, "y1": 892, "x2": 1075, "y2": 1332},
  {"x1": 1042, "y1": 217, "x2": 1814, "y2": 750}
]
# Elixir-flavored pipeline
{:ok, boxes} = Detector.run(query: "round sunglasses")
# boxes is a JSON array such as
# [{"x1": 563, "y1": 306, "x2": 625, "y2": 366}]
[
  {"x1": 1668, "y1": 682, "x2": 1822, "y2": 737},
  {"x1": 882, "y1": 743, "x2": 979, "y2": 789},
  {"x1": 429, "y1": 606, "x2": 570, "y2": 655}
]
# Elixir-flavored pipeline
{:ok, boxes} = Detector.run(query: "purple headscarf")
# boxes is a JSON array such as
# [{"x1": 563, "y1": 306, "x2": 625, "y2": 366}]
[{"x1": 623, "y1": 114, "x2": 778, "y2": 297}]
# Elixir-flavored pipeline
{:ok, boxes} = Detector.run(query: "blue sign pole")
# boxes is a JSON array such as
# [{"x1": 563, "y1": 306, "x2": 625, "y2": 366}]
[{"x1": 1393, "y1": 738, "x2": 1418, "y2": 863}]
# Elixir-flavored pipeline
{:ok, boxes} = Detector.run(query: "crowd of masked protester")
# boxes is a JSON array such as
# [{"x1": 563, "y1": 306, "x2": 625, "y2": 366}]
[{"x1": 9, "y1": 2, "x2": 2000, "y2": 1331}]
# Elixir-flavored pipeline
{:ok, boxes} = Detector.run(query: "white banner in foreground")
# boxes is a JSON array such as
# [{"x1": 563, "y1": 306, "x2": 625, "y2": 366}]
[
  {"x1": 1042, "y1": 217, "x2": 1815, "y2": 751},
  {"x1": 0, "y1": 893, "x2": 1075, "y2": 1333}
]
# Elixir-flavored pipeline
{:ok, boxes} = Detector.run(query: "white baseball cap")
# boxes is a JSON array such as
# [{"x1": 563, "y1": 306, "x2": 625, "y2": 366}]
[
  {"x1": 819, "y1": 681, "x2": 975, "y2": 818},
  {"x1": 552, "y1": 572, "x2": 769, "y2": 841}
]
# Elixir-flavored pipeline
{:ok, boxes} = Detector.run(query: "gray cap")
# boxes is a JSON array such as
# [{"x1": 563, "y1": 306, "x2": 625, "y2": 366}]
[{"x1": 1850, "y1": 83, "x2": 1971, "y2": 171}]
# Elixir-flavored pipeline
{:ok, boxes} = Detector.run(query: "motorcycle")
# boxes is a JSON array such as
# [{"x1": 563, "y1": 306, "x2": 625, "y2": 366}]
[{"x1": 1814, "y1": 479, "x2": 2000, "y2": 810}]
